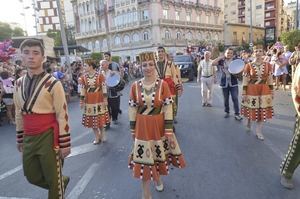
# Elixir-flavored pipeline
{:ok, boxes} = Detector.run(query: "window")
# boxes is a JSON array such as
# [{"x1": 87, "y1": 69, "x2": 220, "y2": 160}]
[
  {"x1": 163, "y1": 9, "x2": 168, "y2": 19},
  {"x1": 186, "y1": 13, "x2": 191, "y2": 21},
  {"x1": 265, "y1": 21, "x2": 270, "y2": 26},
  {"x1": 175, "y1": 11, "x2": 180, "y2": 21},
  {"x1": 165, "y1": 30, "x2": 171, "y2": 39},
  {"x1": 87, "y1": 3, "x2": 89, "y2": 12},
  {"x1": 103, "y1": 39, "x2": 107, "y2": 49},
  {"x1": 95, "y1": 40, "x2": 100, "y2": 51},
  {"x1": 256, "y1": 5, "x2": 262, "y2": 9},
  {"x1": 176, "y1": 32, "x2": 181, "y2": 39},
  {"x1": 143, "y1": 32, "x2": 149, "y2": 40},
  {"x1": 233, "y1": 32, "x2": 237, "y2": 41},
  {"x1": 266, "y1": 12, "x2": 271, "y2": 17},
  {"x1": 187, "y1": 32, "x2": 192, "y2": 40},
  {"x1": 124, "y1": 35, "x2": 130, "y2": 43},
  {"x1": 141, "y1": 10, "x2": 149, "y2": 20},
  {"x1": 115, "y1": 36, "x2": 121, "y2": 45},
  {"x1": 196, "y1": 16, "x2": 200, "y2": 22},
  {"x1": 133, "y1": 33, "x2": 139, "y2": 41}
]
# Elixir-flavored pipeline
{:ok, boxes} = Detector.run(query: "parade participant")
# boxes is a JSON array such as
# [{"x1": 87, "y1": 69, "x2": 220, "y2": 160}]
[
  {"x1": 14, "y1": 39, "x2": 71, "y2": 198},
  {"x1": 212, "y1": 48, "x2": 243, "y2": 120},
  {"x1": 156, "y1": 46, "x2": 183, "y2": 123},
  {"x1": 241, "y1": 46, "x2": 274, "y2": 141},
  {"x1": 0, "y1": 70, "x2": 15, "y2": 124},
  {"x1": 271, "y1": 48, "x2": 288, "y2": 90},
  {"x1": 79, "y1": 59, "x2": 108, "y2": 144},
  {"x1": 100, "y1": 59, "x2": 121, "y2": 128},
  {"x1": 197, "y1": 51, "x2": 216, "y2": 107},
  {"x1": 104, "y1": 52, "x2": 122, "y2": 119},
  {"x1": 289, "y1": 43, "x2": 300, "y2": 79},
  {"x1": 280, "y1": 64, "x2": 300, "y2": 189},
  {"x1": 283, "y1": 46, "x2": 293, "y2": 85},
  {"x1": 128, "y1": 52, "x2": 186, "y2": 199}
]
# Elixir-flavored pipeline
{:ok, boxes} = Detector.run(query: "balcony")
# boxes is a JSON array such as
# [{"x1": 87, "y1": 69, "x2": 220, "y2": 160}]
[
  {"x1": 162, "y1": 38, "x2": 187, "y2": 46},
  {"x1": 265, "y1": 6, "x2": 275, "y2": 11},
  {"x1": 110, "y1": 20, "x2": 151, "y2": 32},
  {"x1": 159, "y1": 19, "x2": 223, "y2": 31},
  {"x1": 75, "y1": 29, "x2": 106, "y2": 39},
  {"x1": 111, "y1": 39, "x2": 152, "y2": 50}
]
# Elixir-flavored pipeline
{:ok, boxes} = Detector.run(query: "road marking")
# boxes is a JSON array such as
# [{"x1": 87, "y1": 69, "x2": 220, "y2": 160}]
[
  {"x1": 66, "y1": 163, "x2": 99, "y2": 199},
  {"x1": 264, "y1": 139, "x2": 284, "y2": 159},
  {"x1": 72, "y1": 130, "x2": 91, "y2": 144},
  {"x1": 0, "y1": 165, "x2": 22, "y2": 181},
  {"x1": 0, "y1": 197, "x2": 32, "y2": 199},
  {"x1": 0, "y1": 138, "x2": 96, "y2": 182},
  {"x1": 67, "y1": 143, "x2": 99, "y2": 158}
]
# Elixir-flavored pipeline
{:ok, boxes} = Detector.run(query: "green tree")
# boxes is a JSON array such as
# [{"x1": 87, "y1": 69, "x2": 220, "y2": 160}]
[
  {"x1": 66, "y1": 25, "x2": 76, "y2": 45},
  {"x1": 112, "y1": 56, "x2": 120, "y2": 63},
  {"x1": 90, "y1": 52, "x2": 103, "y2": 63},
  {"x1": 0, "y1": 22, "x2": 12, "y2": 40},
  {"x1": 46, "y1": 29, "x2": 62, "y2": 46},
  {"x1": 281, "y1": 30, "x2": 300, "y2": 51},
  {"x1": 12, "y1": 27, "x2": 25, "y2": 37}
]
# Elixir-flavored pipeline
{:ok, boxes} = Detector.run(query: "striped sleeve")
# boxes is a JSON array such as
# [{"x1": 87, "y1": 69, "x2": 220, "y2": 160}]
[
  {"x1": 52, "y1": 80, "x2": 71, "y2": 149},
  {"x1": 128, "y1": 81, "x2": 138, "y2": 138},
  {"x1": 13, "y1": 78, "x2": 24, "y2": 143},
  {"x1": 78, "y1": 76, "x2": 86, "y2": 105},
  {"x1": 242, "y1": 63, "x2": 250, "y2": 95},
  {"x1": 161, "y1": 81, "x2": 174, "y2": 135}
]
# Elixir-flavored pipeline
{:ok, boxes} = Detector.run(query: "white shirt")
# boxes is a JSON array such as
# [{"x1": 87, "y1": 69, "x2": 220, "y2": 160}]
[{"x1": 198, "y1": 59, "x2": 215, "y2": 77}]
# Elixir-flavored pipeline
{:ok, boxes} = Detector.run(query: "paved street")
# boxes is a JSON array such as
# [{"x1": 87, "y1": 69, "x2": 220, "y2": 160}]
[{"x1": 0, "y1": 80, "x2": 299, "y2": 199}]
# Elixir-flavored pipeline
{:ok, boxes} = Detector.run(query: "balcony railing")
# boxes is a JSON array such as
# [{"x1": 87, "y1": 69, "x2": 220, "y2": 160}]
[
  {"x1": 110, "y1": 20, "x2": 152, "y2": 32},
  {"x1": 159, "y1": 19, "x2": 223, "y2": 30},
  {"x1": 75, "y1": 29, "x2": 106, "y2": 38}
]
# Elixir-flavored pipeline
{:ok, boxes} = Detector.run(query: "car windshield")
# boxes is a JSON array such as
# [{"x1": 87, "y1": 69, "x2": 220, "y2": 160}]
[{"x1": 174, "y1": 56, "x2": 192, "y2": 62}]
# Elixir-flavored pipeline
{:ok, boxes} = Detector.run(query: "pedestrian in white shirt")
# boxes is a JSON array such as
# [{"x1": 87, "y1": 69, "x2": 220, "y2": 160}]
[{"x1": 197, "y1": 51, "x2": 216, "y2": 107}]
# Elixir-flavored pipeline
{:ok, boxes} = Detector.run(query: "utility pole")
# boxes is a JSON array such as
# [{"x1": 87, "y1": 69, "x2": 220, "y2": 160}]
[
  {"x1": 249, "y1": 0, "x2": 253, "y2": 48},
  {"x1": 56, "y1": 0, "x2": 70, "y2": 67},
  {"x1": 297, "y1": 0, "x2": 299, "y2": 29}
]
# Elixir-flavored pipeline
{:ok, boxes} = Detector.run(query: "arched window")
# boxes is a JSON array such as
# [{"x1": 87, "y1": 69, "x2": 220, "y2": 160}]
[
  {"x1": 95, "y1": 40, "x2": 100, "y2": 51},
  {"x1": 187, "y1": 32, "x2": 193, "y2": 40},
  {"x1": 103, "y1": 39, "x2": 107, "y2": 49},
  {"x1": 124, "y1": 35, "x2": 130, "y2": 43},
  {"x1": 207, "y1": 32, "x2": 212, "y2": 41},
  {"x1": 165, "y1": 30, "x2": 171, "y2": 39},
  {"x1": 133, "y1": 33, "x2": 139, "y2": 42},
  {"x1": 198, "y1": 32, "x2": 203, "y2": 40},
  {"x1": 215, "y1": 33, "x2": 219, "y2": 41},
  {"x1": 88, "y1": 41, "x2": 93, "y2": 50},
  {"x1": 115, "y1": 36, "x2": 121, "y2": 45},
  {"x1": 133, "y1": 8, "x2": 137, "y2": 22},
  {"x1": 176, "y1": 32, "x2": 181, "y2": 39},
  {"x1": 83, "y1": 2, "x2": 86, "y2": 14},
  {"x1": 143, "y1": 31, "x2": 149, "y2": 40}
]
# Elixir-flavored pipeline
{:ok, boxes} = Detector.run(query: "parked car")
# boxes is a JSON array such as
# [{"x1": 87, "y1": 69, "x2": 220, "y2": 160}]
[{"x1": 173, "y1": 55, "x2": 196, "y2": 81}]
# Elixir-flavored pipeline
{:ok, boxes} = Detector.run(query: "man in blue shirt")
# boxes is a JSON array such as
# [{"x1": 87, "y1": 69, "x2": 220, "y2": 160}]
[{"x1": 212, "y1": 48, "x2": 242, "y2": 120}]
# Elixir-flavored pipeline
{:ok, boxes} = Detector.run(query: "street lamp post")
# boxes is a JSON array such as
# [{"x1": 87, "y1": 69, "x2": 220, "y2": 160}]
[
  {"x1": 249, "y1": 0, "x2": 253, "y2": 48},
  {"x1": 55, "y1": 0, "x2": 70, "y2": 67},
  {"x1": 296, "y1": 0, "x2": 299, "y2": 29}
]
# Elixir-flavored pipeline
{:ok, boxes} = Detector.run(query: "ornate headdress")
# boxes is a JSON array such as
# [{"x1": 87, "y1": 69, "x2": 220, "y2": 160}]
[{"x1": 139, "y1": 52, "x2": 157, "y2": 62}]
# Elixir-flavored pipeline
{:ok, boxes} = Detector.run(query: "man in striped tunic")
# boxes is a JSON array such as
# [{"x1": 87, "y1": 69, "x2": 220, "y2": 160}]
[
  {"x1": 280, "y1": 64, "x2": 300, "y2": 189},
  {"x1": 14, "y1": 39, "x2": 71, "y2": 198}
]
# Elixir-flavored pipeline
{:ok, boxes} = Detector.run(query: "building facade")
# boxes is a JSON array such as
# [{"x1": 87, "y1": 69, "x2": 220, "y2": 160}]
[
  {"x1": 225, "y1": 0, "x2": 285, "y2": 44},
  {"x1": 284, "y1": 1, "x2": 296, "y2": 30},
  {"x1": 224, "y1": 23, "x2": 265, "y2": 46},
  {"x1": 72, "y1": 0, "x2": 224, "y2": 61},
  {"x1": 36, "y1": 0, "x2": 66, "y2": 34}
]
